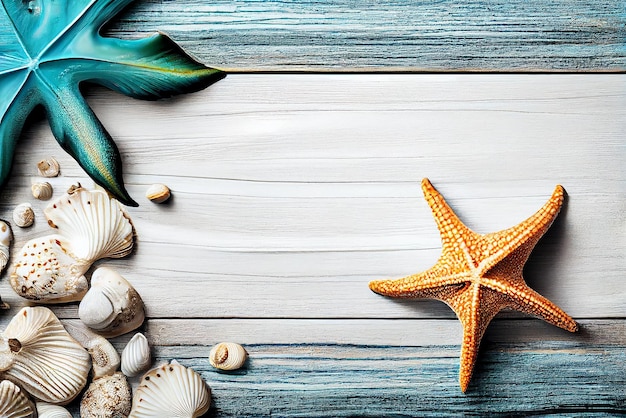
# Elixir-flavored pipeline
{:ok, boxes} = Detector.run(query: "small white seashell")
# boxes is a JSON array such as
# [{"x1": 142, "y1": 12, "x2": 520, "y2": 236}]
[
  {"x1": 31, "y1": 182, "x2": 53, "y2": 200},
  {"x1": 80, "y1": 372, "x2": 131, "y2": 418},
  {"x1": 145, "y1": 183, "x2": 171, "y2": 204},
  {"x1": 209, "y1": 342, "x2": 248, "y2": 371},
  {"x1": 0, "y1": 380, "x2": 36, "y2": 418},
  {"x1": 0, "y1": 220, "x2": 12, "y2": 274},
  {"x1": 63, "y1": 320, "x2": 120, "y2": 380},
  {"x1": 9, "y1": 186, "x2": 135, "y2": 303},
  {"x1": 36, "y1": 402, "x2": 72, "y2": 418},
  {"x1": 78, "y1": 267, "x2": 145, "y2": 338},
  {"x1": 128, "y1": 360, "x2": 211, "y2": 418},
  {"x1": 0, "y1": 307, "x2": 91, "y2": 405},
  {"x1": 12, "y1": 204, "x2": 34, "y2": 228},
  {"x1": 121, "y1": 333, "x2": 151, "y2": 377},
  {"x1": 37, "y1": 157, "x2": 60, "y2": 177}
]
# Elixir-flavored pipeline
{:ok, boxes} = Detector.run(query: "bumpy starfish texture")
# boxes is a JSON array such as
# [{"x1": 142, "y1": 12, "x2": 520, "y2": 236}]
[
  {"x1": 369, "y1": 178, "x2": 578, "y2": 392},
  {"x1": 0, "y1": 0, "x2": 225, "y2": 206}
]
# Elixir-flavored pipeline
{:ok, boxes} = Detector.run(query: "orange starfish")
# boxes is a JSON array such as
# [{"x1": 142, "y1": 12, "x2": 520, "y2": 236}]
[{"x1": 369, "y1": 179, "x2": 578, "y2": 392}]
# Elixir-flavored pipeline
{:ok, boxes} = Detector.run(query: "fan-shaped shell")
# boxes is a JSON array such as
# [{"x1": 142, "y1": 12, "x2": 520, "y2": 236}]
[
  {"x1": 0, "y1": 221, "x2": 12, "y2": 274},
  {"x1": 0, "y1": 380, "x2": 35, "y2": 418},
  {"x1": 121, "y1": 333, "x2": 151, "y2": 377},
  {"x1": 209, "y1": 342, "x2": 248, "y2": 371},
  {"x1": 37, "y1": 158, "x2": 60, "y2": 178},
  {"x1": 63, "y1": 321, "x2": 120, "y2": 380},
  {"x1": 0, "y1": 307, "x2": 90, "y2": 405},
  {"x1": 12, "y1": 204, "x2": 34, "y2": 228},
  {"x1": 31, "y1": 182, "x2": 53, "y2": 201},
  {"x1": 80, "y1": 372, "x2": 131, "y2": 418},
  {"x1": 78, "y1": 267, "x2": 145, "y2": 338},
  {"x1": 36, "y1": 402, "x2": 72, "y2": 418},
  {"x1": 128, "y1": 360, "x2": 211, "y2": 418}
]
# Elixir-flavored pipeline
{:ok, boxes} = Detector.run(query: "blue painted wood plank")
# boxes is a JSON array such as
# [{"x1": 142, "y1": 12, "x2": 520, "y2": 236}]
[{"x1": 107, "y1": 0, "x2": 626, "y2": 71}]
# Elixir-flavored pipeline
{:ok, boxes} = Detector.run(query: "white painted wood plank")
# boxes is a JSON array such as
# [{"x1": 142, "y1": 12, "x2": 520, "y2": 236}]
[{"x1": 0, "y1": 75, "x2": 624, "y2": 320}]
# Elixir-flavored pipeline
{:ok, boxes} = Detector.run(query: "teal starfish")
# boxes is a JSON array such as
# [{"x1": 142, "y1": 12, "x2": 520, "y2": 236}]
[{"x1": 0, "y1": 0, "x2": 225, "y2": 206}]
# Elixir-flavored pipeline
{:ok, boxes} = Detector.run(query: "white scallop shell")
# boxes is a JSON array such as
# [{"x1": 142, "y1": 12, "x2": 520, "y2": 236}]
[
  {"x1": 37, "y1": 157, "x2": 60, "y2": 177},
  {"x1": 128, "y1": 360, "x2": 211, "y2": 418},
  {"x1": 31, "y1": 182, "x2": 53, "y2": 201},
  {"x1": 145, "y1": 184, "x2": 171, "y2": 204},
  {"x1": 0, "y1": 220, "x2": 12, "y2": 274},
  {"x1": 12, "y1": 204, "x2": 34, "y2": 228},
  {"x1": 9, "y1": 186, "x2": 135, "y2": 303},
  {"x1": 121, "y1": 333, "x2": 151, "y2": 377},
  {"x1": 0, "y1": 307, "x2": 91, "y2": 405},
  {"x1": 209, "y1": 342, "x2": 248, "y2": 371},
  {"x1": 36, "y1": 402, "x2": 72, "y2": 418},
  {"x1": 0, "y1": 380, "x2": 36, "y2": 418},
  {"x1": 80, "y1": 372, "x2": 131, "y2": 418},
  {"x1": 63, "y1": 321, "x2": 120, "y2": 380},
  {"x1": 78, "y1": 267, "x2": 145, "y2": 338}
]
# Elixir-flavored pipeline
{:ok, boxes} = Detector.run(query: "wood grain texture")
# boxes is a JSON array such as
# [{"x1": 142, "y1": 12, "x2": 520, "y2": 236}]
[
  {"x1": 0, "y1": 75, "x2": 623, "y2": 415},
  {"x1": 106, "y1": 0, "x2": 626, "y2": 71}
]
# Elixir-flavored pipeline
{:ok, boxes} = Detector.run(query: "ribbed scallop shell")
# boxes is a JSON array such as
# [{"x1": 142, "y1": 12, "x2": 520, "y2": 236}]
[
  {"x1": 80, "y1": 372, "x2": 131, "y2": 418},
  {"x1": 0, "y1": 380, "x2": 35, "y2": 418},
  {"x1": 121, "y1": 333, "x2": 151, "y2": 377},
  {"x1": 31, "y1": 182, "x2": 53, "y2": 201},
  {"x1": 12, "y1": 204, "x2": 34, "y2": 228},
  {"x1": 36, "y1": 403, "x2": 72, "y2": 418},
  {"x1": 78, "y1": 267, "x2": 145, "y2": 338},
  {"x1": 209, "y1": 342, "x2": 248, "y2": 371},
  {"x1": 37, "y1": 158, "x2": 60, "y2": 178},
  {"x1": 0, "y1": 307, "x2": 90, "y2": 405},
  {"x1": 128, "y1": 361, "x2": 211, "y2": 418},
  {"x1": 63, "y1": 321, "x2": 120, "y2": 380},
  {"x1": 0, "y1": 221, "x2": 11, "y2": 274},
  {"x1": 44, "y1": 186, "x2": 134, "y2": 262}
]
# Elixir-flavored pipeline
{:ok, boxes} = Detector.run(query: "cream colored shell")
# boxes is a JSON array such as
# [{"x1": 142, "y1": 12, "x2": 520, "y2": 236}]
[
  {"x1": 78, "y1": 267, "x2": 145, "y2": 338},
  {"x1": 37, "y1": 157, "x2": 60, "y2": 177},
  {"x1": 12, "y1": 204, "x2": 34, "y2": 228},
  {"x1": 80, "y1": 372, "x2": 131, "y2": 418},
  {"x1": 9, "y1": 186, "x2": 135, "y2": 303},
  {"x1": 0, "y1": 380, "x2": 36, "y2": 418},
  {"x1": 209, "y1": 342, "x2": 248, "y2": 371},
  {"x1": 145, "y1": 184, "x2": 171, "y2": 203},
  {"x1": 63, "y1": 321, "x2": 120, "y2": 380},
  {"x1": 121, "y1": 333, "x2": 151, "y2": 377},
  {"x1": 0, "y1": 221, "x2": 11, "y2": 275},
  {"x1": 0, "y1": 307, "x2": 91, "y2": 405},
  {"x1": 31, "y1": 182, "x2": 53, "y2": 200},
  {"x1": 36, "y1": 403, "x2": 72, "y2": 418},
  {"x1": 128, "y1": 360, "x2": 211, "y2": 418}
]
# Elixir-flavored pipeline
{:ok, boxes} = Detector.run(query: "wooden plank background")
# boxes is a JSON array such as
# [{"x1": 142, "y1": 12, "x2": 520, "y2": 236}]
[{"x1": 0, "y1": 74, "x2": 624, "y2": 416}]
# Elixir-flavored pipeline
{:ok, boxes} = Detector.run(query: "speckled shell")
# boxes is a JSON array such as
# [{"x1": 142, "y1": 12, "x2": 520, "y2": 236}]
[
  {"x1": 78, "y1": 267, "x2": 145, "y2": 338},
  {"x1": 31, "y1": 182, "x2": 53, "y2": 201},
  {"x1": 145, "y1": 184, "x2": 171, "y2": 204},
  {"x1": 12, "y1": 204, "x2": 34, "y2": 228},
  {"x1": 37, "y1": 157, "x2": 60, "y2": 178},
  {"x1": 0, "y1": 307, "x2": 90, "y2": 405},
  {"x1": 9, "y1": 186, "x2": 135, "y2": 303},
  {"x1": 36, "y1": 402, "x2": 72, "y2": 418},
  {"x1": 128, "y1": 360, "x2": 211, "y2": 418},
  {"x1": 0, "y1": 220, "x2": 12, "y2": 274},
  {"x1": 0, "y1": 380, "x2": 36, "y2": 418},
  {"x1": 63, "y1": 321, "x2": 120, "y2": 380},
  {"x1": 209, "y1": 342, "x2": 248, "y2": 371},
  {"x1": 121, "y1": 333, "x2": 151, "y2": 377},
  {"x1": 80, "y1": 372, "x2": 131, "y2": 418}
]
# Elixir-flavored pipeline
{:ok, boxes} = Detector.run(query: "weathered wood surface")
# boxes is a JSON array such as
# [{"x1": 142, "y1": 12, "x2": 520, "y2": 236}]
[
  {"x1": 0, "y1": 75, "x2": 624, "y2": 415},
  {"x1": 107, "y1": 0, "x2": 626, "y2": 71}
]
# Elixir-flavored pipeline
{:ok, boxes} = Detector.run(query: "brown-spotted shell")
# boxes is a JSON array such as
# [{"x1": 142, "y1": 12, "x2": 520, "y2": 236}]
[
  {"x1": 80, "y1": 372, "x2": 131, "y2": 418},
  {"x1": 37, "y1": 157, "x2": 60, "y2": 178}
]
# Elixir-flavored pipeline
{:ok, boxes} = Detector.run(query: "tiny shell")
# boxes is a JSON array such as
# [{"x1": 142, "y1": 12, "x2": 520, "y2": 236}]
[
  {"x1": 129, "y1": 360, "x2": 211, "y2": 418},
  {"x1": 80, "y1": 372, "x2": 131, "y2": 418},
  {"x1": 31, "y1": 182, "x2": 53, "y2": 200},
  {"x1": 12, "y1": 204, "x2": 34, "y2": 228},
  {"x1": 37, "y1": 157, "x2": 60, "y2": 177},
  {"x1": 0, "y1": 220, "x2": 12, "y2": 274},
  {"x1": 36, "y1": 402, "x2": 72, "y2": 418},
  {"x1": 78, "y1": 267, "x2": 145, "y2": 338},
  {"x1": 0, "y1": 380, "x2": 36, "y2": 418},
  {"x1": 145, "y1": 184, "x2": 171, "y2": 203},
  {"x1": 63, "y1": 321, "x2": 120, "y2": 380},
  {"x1": 121, "y1": 333, "x2": 151, "y2": 377},
  {"x1": 209, "y1": 342, "x2": 248, "y2": 371}
]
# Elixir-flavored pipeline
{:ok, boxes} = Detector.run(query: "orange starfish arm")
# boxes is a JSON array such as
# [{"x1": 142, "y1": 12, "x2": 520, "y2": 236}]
[{"x1": 369, "y1": 265, "x2": 468, "y2": 298}]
